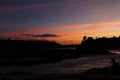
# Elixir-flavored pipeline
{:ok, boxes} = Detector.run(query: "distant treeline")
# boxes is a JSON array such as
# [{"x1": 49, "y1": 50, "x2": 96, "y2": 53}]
[
  {"x1": 0, "y1": 39, "x2": 61, "y2": 48},
  {"x1": 0, "y1": 39, "x2": 62, "y2": 56},
  {"x1": 0, "y1": 36, "x2": 119, "y2": 65},
  {"x1": 1, "y1": 36, "x2": 120, "y2": 50},
  {"x1": 79, "y1": 36, "x2": 120, "y2": 49}
]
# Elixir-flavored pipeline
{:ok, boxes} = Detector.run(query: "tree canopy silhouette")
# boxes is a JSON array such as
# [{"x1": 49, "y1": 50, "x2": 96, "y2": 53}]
[{"x1": 80, "y1": 36, "x2": 120, "y2": 49}]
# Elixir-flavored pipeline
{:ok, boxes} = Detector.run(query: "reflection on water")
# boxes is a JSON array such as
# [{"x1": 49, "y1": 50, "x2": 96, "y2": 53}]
[
  {"x1": 0, "y1": 54, "x2": 120, "y2": 76},
  {"x1": 109, "y1": 50, "x2": 120, "y2": 54}
]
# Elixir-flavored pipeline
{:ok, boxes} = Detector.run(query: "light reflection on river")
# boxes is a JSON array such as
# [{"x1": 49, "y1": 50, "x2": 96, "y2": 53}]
[{"x1": 0, "y1": 54, "x2": 120, "y2": 76}]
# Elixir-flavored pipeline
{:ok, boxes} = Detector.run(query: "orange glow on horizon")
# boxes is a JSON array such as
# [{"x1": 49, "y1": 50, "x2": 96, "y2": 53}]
[{"x1": 1, "y1": 21, "x2": 120, "y2": 44}]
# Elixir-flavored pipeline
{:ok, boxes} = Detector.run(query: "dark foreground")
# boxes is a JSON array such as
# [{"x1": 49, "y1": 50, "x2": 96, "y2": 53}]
[
  {"x1": 0, "y1": 37, "x2": 119, "y2": 80},
  {"x1": 0, "y1": 57, "x2": 119, "y2": 80}
]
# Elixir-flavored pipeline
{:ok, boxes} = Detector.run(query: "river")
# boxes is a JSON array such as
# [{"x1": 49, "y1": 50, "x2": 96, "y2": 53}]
[{"x1": 0, "y1": 54, "x2": 120, "y2": 76}]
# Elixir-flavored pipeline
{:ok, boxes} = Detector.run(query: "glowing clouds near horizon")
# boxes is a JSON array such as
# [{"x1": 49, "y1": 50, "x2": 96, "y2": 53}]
[
  {"x1": 1, "y1": 21, "x2": 120, "y2": 44},
  {"x1": 1, "y1": 0, "x2": 120, "y2": 44}
]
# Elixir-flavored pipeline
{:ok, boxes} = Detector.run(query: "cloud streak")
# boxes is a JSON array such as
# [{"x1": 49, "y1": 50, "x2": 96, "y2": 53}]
[
  {"x1": 21, "y1": 34, "x2": 59, "y2": 38},
  {"x1": 2, "y1": 21, "x2": 120, "y2": 44},
  {"x1": 2, "y1": 21, "x2": 120, "y2": 35}
]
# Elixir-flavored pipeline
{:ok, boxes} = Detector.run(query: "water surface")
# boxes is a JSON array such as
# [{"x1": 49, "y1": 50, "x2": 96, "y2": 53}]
[{"x1": 0, "y1": 54, "x2": 120, "y2": 76}]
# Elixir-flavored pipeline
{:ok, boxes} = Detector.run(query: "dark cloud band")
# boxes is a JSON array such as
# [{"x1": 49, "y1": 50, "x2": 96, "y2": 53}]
[{"x1": 21, "y1": 34, "x2": 59, "y2": 38}]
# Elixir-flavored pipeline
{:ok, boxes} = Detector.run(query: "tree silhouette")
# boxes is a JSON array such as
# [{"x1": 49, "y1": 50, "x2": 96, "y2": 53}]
[
  {"x1": 80, "y1": 36, "x2": 120, "y2": 49},
  {"x1": 83, "y1": 36, "x2": 87, "y2": 41}
]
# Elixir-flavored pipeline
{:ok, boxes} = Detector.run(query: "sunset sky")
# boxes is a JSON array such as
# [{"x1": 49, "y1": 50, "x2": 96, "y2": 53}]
[{"x1": 1, "y1": 0, "x2": 120, "y2": 44}]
